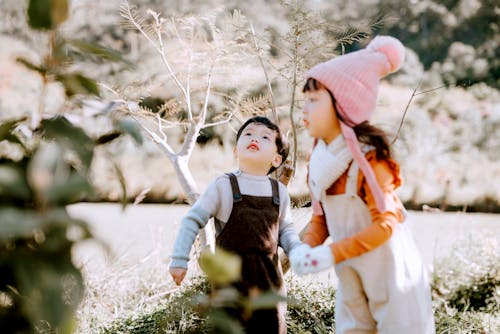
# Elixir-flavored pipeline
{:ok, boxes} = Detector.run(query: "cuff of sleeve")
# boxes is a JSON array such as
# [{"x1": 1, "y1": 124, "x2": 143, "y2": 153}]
[
  {"x1": 329, "y1": 243, "x2": 341, "y2": 264},
  {"x1": 169, "y1": 258, "x2": 188, "y2": 269}
]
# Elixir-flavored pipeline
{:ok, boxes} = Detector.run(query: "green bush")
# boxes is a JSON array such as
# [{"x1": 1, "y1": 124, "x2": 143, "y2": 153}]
[
  {"x1": 100, "y1": 264, "x2": 500, "y2": 334},
  {"x1": 430, "y1": 233, "x2": 500, "y2": 333},
  {"x1": 0, "y1": 1, "x2": 138, "y2": 332},
  {"x1": 101, "y1": 278, "x2": 209, "y2": 334},
  {"x1": 286, "y1": 281, "x2": 336, "y2": 333}
]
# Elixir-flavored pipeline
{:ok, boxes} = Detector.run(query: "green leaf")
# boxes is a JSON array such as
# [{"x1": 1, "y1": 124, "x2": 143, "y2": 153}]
[
  {"x1": 209, "y1": 286, "x2": 242, "y2": 308},
  {"x1": 95, "y1": 132, "x2": 121, "y2": 145},
  {"x1": 27, "y1": 0, "x2": 69, "y2": 30},
  {"x1": 52, "y1": 37, "x2": 71, "y2": 67},
  {"x1": 40, "y1": 117, "x2": 94, "y2": 172},
  {"x1": 16, "y1": 57, "x2": 47, "y2": 75},
  {"x1": 205, "y1": 308, "x2": 245, "y2": 334},
  {"x1": 66, "y1": 39, "x2": 133, "y2": 66},
  {"x1": 0, "y1": 207, "x2": 92, "y2": 243},
  {"x1": 50, "y1": 0, "x2": 69, "y2": 27},
  {"x1": 115, "y1": 118, "x2": 143, "y2": 145},
  {"x1": 0, "y1": 207, "x2": 44, "y2": 240},
  {"x1": 56, "y1": 73, "x2": 100, "y2": 97},
  {"x1": 0, "y1": 118, "x2": 27, "y2": 150},
  {"x1": 0, "y1": 164, "x2": 32, "y2": 201},
  {"x1": 0, "y1": 118, "x2": 25, "y2": 140},
  {"x1": 27, "y1": 141, "x2": 92, "y2": 206},
  {"x1": 13, "y1": 251, "x2": 83, "y2": 332},
  {"x1": 248, "y1": 291, "x2": 289, "y2": 311},
  {"x1": 44, "y1": 172, "x2": 92, "y2": 205},
  {"x1": 26, "y1": 141, "x2": 60, "y2": 201},
  {"x1": 27, "y1": 0, "x2": 52, "y2": 29},
  {"x1": 198, "y1": 247, "x2": 241, "y2": 285}
]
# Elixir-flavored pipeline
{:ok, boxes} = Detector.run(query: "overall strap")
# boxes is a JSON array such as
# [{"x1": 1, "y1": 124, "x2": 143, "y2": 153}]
[
  {"x1": 270, "y1": 178, "x2": 280, "y2": 206},
  {"x1": 226, "y1": 173, "x2": 242, "y2": 202},
  {"x1": 346, "y1": 161, "x2": 359, "y2": 195}
]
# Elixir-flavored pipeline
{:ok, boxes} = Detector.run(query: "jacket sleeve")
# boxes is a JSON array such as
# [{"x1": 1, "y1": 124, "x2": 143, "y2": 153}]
[
  {"x1": 278, "y1": 184, "x2": 303, "y2": 256},
  {"x1": 301, "y1": 213, "x2": 329, "y2": 247},
  {"x1": 169, "y1": 180, "x2": 220, "y2": 269},
  {"x1": 302, "y1": 141, "x2": 330, "y2": 247},
  {"x1": 170, "y1": 204, "x2": 212, "y2": 269},
  {"x1": 330, "y1": 153, "x2": 405, "y2": 264}
]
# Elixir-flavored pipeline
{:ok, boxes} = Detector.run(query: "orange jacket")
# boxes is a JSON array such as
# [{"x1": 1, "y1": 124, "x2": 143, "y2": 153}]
[{"x1": 302, "y1": 151, "x2": 406, "y2": 264}]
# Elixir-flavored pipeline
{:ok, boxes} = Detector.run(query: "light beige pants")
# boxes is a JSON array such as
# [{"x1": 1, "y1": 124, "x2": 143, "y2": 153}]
[{"x1": 321, "y1": 162, "x2": 435, "y2": 334}]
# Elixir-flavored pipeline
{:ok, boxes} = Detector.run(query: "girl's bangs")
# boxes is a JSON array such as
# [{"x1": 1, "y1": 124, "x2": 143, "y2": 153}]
[{"x1": 303, "y1": 78, "x2": 322, "y2": 92}]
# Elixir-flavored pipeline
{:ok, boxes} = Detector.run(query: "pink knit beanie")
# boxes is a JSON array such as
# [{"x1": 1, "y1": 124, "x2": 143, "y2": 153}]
[{"x1": 307, "y1": 35, "x2": 405, "y2": 213}]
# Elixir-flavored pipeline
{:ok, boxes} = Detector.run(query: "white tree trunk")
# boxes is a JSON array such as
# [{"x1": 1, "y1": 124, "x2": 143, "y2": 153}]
[{"x1": 172, "y1": 155, "x2": 215, "y2": 253}]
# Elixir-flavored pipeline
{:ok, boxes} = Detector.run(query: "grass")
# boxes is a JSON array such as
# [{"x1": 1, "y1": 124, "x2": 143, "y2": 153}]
[
  {"x1": 76, "y1": 230, "x2": 499, "y2": 334},
  {"x1": 96, "y1": 273, "x2": 499, "y2": 334},
  {"x1": 430, "y1": 232, "x2": 500, "y2": 333},
  {"x1": 76, "y1": 252, "x2": 500, "y2": 334},
  {"x1": 99, "y1": 278, "x2": 208, "y2": 334}
]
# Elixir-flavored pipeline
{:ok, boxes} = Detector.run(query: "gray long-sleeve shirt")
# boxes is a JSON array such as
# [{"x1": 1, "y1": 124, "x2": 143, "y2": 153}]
[{"x1": 170, "y1": 170, "x2": 302, "y2": 269}]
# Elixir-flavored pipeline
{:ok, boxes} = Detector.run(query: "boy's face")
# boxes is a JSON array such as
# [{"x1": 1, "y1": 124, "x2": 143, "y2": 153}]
[
  {"x1": 303, "y1": 87, "x2": 340, "y2": 143},
  {"x1": 235, "y1": 123, "x2": 282, "y2": 175}
]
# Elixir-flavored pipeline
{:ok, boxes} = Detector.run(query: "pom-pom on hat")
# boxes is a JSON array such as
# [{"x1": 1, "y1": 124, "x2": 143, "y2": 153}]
[{"x1": 306, "y1": 35, "x2": 405, "y2": 213}]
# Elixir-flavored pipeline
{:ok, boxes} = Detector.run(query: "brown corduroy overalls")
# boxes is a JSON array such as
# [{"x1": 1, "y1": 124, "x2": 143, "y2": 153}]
[{"x1": 216, "y1": 173, "x2": 286, "y2": 333}]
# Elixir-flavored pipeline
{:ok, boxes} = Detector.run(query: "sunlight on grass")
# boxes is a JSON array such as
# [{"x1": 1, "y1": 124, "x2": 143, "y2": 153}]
[{"x1": 75, "y1": 210, "x2": 499, "y2": 333}]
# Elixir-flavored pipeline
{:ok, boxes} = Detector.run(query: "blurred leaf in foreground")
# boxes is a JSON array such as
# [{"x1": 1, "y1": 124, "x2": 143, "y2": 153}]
[{"x1": 198, "y1": 247, "x2": 241, "y2": 286}]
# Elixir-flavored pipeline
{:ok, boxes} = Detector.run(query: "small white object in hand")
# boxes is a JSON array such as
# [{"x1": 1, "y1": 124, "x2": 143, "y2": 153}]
[{"x1": 291, "y1": 245, "x2": 334, "y2": 275}]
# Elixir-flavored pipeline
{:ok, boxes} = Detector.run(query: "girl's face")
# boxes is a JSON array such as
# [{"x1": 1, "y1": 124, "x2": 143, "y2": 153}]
[
  {"x1": 235, "y1": 123, "x2": 282, "y2": 175},
  {"x1": 303, "y1": 87, "x2": 341, "y2": 143}
]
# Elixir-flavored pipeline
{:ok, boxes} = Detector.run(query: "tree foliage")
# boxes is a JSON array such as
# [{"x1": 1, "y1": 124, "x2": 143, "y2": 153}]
[
  {"x1": 334, "y1": 0, "x2": 499, "y2": 88},
  {"x1": 0, "y1": 1, "x2": 141, "y2": 332}
]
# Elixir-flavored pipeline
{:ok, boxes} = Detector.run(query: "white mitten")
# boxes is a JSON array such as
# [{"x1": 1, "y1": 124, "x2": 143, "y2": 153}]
[
  {"x1": 289, "y1": 244, "x2": 311, "y2": 271},
  {"x1": 293, "y1": 245, "x2": 334, "y2": 275},
  {"x1": 308, "y1": 139, "x2": 352, "y2": 200}
]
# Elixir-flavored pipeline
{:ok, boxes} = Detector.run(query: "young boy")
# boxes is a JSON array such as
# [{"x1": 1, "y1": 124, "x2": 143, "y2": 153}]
[{"x1": 169, "y1": 116, "x2": 303, "y2": 333}]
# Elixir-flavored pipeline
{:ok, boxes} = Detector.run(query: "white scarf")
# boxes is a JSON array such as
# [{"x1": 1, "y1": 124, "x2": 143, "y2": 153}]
[{"x1": 308, "y1": 136, "x2": 353, "y2": 201}]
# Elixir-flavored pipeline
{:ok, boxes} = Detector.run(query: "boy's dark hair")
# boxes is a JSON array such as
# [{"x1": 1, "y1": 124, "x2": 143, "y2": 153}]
[
  {"x1": 303, "y1": 78, "x2": 392, "y2": 160},
  {"x1": 236, "y1": 116, "x2": 289, "y2": 174}
]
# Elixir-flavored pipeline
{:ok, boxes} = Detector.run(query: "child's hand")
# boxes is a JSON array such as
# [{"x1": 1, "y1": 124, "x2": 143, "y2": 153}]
[
  {"x1": 289, "y1": 244, "x2": 311, "y2": 270},
  {"x1": 291, "y1": 245, "x2": 334, "y2": 275},
  {"x1": 169, "y1": 267, "x2": 187, "y2": 286}
]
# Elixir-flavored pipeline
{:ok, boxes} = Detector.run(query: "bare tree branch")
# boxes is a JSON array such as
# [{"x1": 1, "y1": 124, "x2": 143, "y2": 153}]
[
  {"x1": 391, "y1": 83, "x2": 420, "y2": 145},
  {"x1": 250, "y1": 22, "x2": 277, "y2": 123},
  {"x1": 288, "y1": 35, "x2": 299, "y2": 176},
  {"x1": 186, "y1": 51, "x2": 194, "y2": 121},
  {"x1": 202, "y1": 105, "x2": 239, "y2": 129},
  {"x1": 200, "y1": 65, "x2": 214, "y2": 125},
  {"x1": 125, "y1": 102, "x2": 175, "y2": 157},
  {"x1": 155, "y1": 113, "x2": 167, "y2": 142},
  {"x1": 121, "y1": 2, "x2": 157, "y2": 48},
  {"x1": 180, "y1": 64, "x2": 214, "y2": 157},
  {"x1": 153, "y1": 15, "x2": 190, "y2": 110}
]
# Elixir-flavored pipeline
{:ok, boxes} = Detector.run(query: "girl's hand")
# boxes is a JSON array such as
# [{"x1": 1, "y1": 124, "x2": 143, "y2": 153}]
[
  {"x1": 169, "y1": 267, "x2": 187, "y2": 286},
  {"x1": 289, "y1": 244, "x2": 311, "y2": 271},
  {"x1": 292, "y1": 245, "x2": 334, "y2": 275}
]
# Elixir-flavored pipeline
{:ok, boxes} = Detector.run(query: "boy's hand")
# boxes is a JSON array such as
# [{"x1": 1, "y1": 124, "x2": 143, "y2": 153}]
[
  {"x1": 291, "y1": 245, "x2": 334, "y2": 275},
  {"x1": 169, "y1": 267, "x2": 187, "y2": 286}
]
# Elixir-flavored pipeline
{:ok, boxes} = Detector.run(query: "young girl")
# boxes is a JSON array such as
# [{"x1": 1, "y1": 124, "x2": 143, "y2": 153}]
[
  {"x1": 289, "y1": 36, "x2": 435, "y2": 333},
  {"x1": 170, "y1": 116, "x2": 304, "y2": 333}
]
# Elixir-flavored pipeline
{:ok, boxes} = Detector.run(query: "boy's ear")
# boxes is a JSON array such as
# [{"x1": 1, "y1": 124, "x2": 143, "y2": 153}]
[{"x1": 271, "y1": 153, "x2": 282, "y2": 168}]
